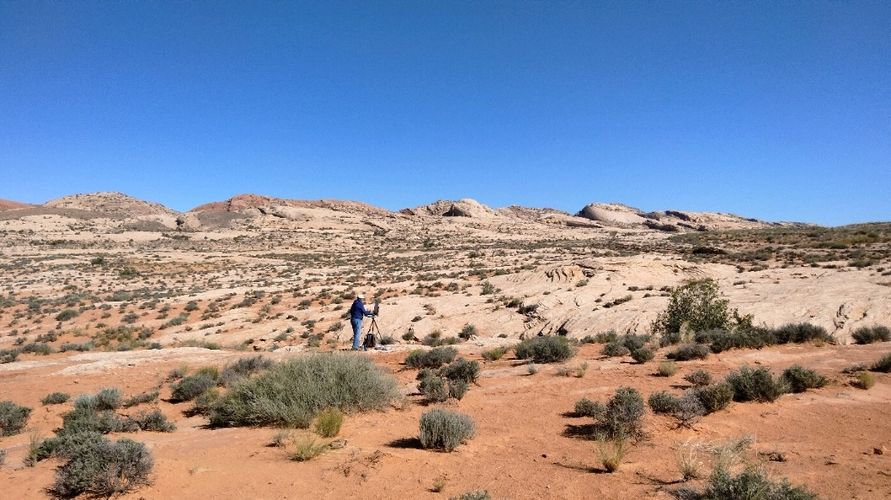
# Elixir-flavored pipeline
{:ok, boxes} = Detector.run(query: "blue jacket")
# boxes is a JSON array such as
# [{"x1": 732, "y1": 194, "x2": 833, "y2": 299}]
[{"x1": 349, "y1": 299, "x2": 372, "y2": 321}]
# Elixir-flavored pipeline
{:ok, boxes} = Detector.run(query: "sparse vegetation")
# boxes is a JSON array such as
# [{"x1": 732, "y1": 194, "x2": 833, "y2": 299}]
[
  {"x1": 514, "y1": 335, "x2": 575, "y2": 363},
  {"x1": 313, "y1": 408, "x2": 343, "y2": 438},
  {"x1": 870, "y1": 353, "x2": 891, "y2": 373},
  {"x1": 419, "y1": 409, "x2": 475, "y2": 452},
  {"x1": 405, "y1": 347, "x2": 458, "y2": 369},
  {"x1": 726, "y1": 366, "x2": 788, "y2": 402},
  {"x1": 0, "y1": 401, "x2": 31, "y2": 436},
  {"x1": 851, "y1": 325, "x2": 891, "y2": 344},
  {"x1": 781, "y1": 365, "x2": 827, "y2": 393},
  {"x1": 656, "y1": 361, "x2": 678, "y2": 377},
  {"x1": 42, "y1": 392, "x2": 71, "y2": 405}
]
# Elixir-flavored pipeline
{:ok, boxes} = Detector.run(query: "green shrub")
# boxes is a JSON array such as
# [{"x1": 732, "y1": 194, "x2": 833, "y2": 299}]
[
  {"x1": 55, "y1": 309, "x2": 80, "y2": 322},
  {"x1": 93, "y1": 387, "x2": 123, "y2": 410},
  {"x1": 870, "y1": 353, "x2": 891, "y2": 373},
  {"x1": 171, "y1": 372, "x2": 217, "y2": 402},
  {"x1": 782, "y1": 365, "x2": 827, "y2": 393},
  {"x1": 853, "y1": 371, "x2": 875, "y2": 390},
  {"x1": 514, "y1": 336, "x2": 575, "y2": 363},
  {"x1": 574, "y1": 398, "x2": 604, "y2": 418},
  {"x1": 702, "y1": 468, "x2": 816, "y2": 500},
  {"x1": 289, "y1": 433, "x2": 328, "y2": 461},
  {"x1": 440, "y1": 358, "x2": 481, "y2": 384},
  {"x1": 667, "y1": 343, "x2": 710, "y2": 361},
  {"x1": 419, "y1": 409, "x2": 475, "y2": 452},
  {"x1": 132, "y1": 410, "x2": 176, "y2": 432},
  {"x1": 0, "y1": 401, "x2": 31, "y2": 436},
  {"x1": 219, "y1": 355, "x2": 274, "y2": 386},
  {"x1": 674, "y1": 392, "x2": 707, "y2": 426},
  {"x1": 696, "y1": 327, "x2": 776, "y2": 353},
  {"x1": 449, "y1": 379, "x2": 469, "y2": 400},
  {"x1": 648, "y1": 391, "x2": 682, "y2": 414},
  {"x1": 42, "y1": 392, "x2": 71, "y2": 405},
  {"x1": 726, "y1": 366, "x2": 788, "y2": 402},
  {"x1": 123, "y1": 390, "x2": 160, "y2": 408},
  {"x1": 209, "y1": 353, "x2": 400, "y2": 428},
  {"x1": 481, "y1": 346, "x2": 509, "y2": 361},
  {"x1": 459, "y1": 324, "x2": 477, "y2": 340},
  {"x1": 692, "y1": 382, "x2": 733, "y2": 413},
  {"x1": 450, "y1": 491, "x2": 490, "y2": 500},
  {"x1": 52, "y1": 438, "x2": 153, "y2": 497},
  {"x1": 35, "y1": 431, "x2": 106, "y2": 462},
  {"x1": 852, "y1": 325, "x2": 891, "y2": 345},
  {"x1": 405, "y1": 347, "x2": 458, "y2": 369},
  {"x1": 684, "y1": 370, "x2": 713, "y2": 387},
  {"x1": 601, "y1": 342, "x2": 630, "y2": 357},
  {"x1": 656, "y1": 361, "x2": 678, "y2": 377},
  {"x1": 596, "y1": 387, "x2": 645, "y2": 439},
  {"x1": 314, "y1": 408, "x2": 343, "y2": 437},
  {"x1": 631, "y1": 347, "x2": 655, "y2": 364},
  {"x1": 652, "y1": 279, "x2": 737, "y2": 345},
  {"x1": 60, "y1": 406, "x2": 137, "y2": 435},
  {"x1": 418, "y1": 375, "x2": 449, "y2": 403},
  {"x1": 771, "y1": 323, "x2": 833, "y2": 345}
]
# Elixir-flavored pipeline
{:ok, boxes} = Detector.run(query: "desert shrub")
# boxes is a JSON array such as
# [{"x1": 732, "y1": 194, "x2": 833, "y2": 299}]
[
  {"x1": 93, "y1": 387, "x2": 123, "y2": 410},
  {"x1": 132, "y1": 410, "x2": 176, "y2": 432},
  {"x1": 419, "y1": 409, "x2": 475, "y2": 452},
  {"x1": 870, "y1": 353, "x2": 891, "y2": 373},
  {"x1": 35, "y1": 431, "x2": 106, "y2": 462},
  {"x1": 170, "y1": 372, "x2": 217, "y2": 402},
  {"x1": 0, "y1": 448, "x2": 6, "y2": 466},
  {"x1": 458, "y1": 324, "x2": 477, "y2": 340},
  {"x1": 692, "y1": 383, "x2": 733, "y2": 413},
  {"x1": 418, "y1": 375, "x2": 449, "y2": 403},
  {"x1": 601, "y1": 342, "x2": 630, "y2": 357},
  {"x1": 123, "y1": 390, "x2": 160, "y2": 408},
  {"x1": 726, "y1": 366, "x2": 788, "y2": 402},
  {"x1": 648, "y1": 391, "x2": 682, "y2": 414},
  {"x1": 781, "y1": 365, "x2": 827, "y2": 393},
  {"x1": 631, "y1": 347, "x2": 655, "y2": 364},
  {"x1": 42, "y1": 392, "x2": 71, "y2": 405},
  {"x1": 696, "y1": 327, "x2": 776, "y2": 353},
  {"x1": 674, "y1": 391, "x2": 707, "y2": 426},
  {"x1": 449, "y1": 379, "x2": 469, "y2": 400},
  {"x1": 450, "y1": 491, "x2": 490, "y2": 500},
  {"x1": 574, "y1": 398, "x2": 604, "y2": 418},
  {"x1": 405, "y1": 347, "x2": 458, "y2": 369},
  {"x1": 656, "y1": 361, "x2": 678, "y2": 377},
  {"x1": 440, "y1": 358, "x2": 481, "y2": 384},
  {"x1": 60, "y1": 406, "x2": 137, "y2": 435},
  {"x1": 852, "y1": 325, "x2": 891, "y2": 345},
  {"x1": 684, "y1": 370, "x2": 713, "y2": 387},
  {"x1": 21, "y1": 342, "x2": 53, "y2": 355},
  {"x1": 209, "y1": 353, "x2": 400, "y2": 428},
  {"x1": 52, "y1": 437, "x2": 153, "y2": 497},
  {"x1": 597, "y1": 436, "x2": 627, "y2": 472},
  {"x1": 289, "y1": 433, "x2": 328, "y2": 461},
  {"x1": 314, "y1": 408, "x2": 343, "y2": 437},
  {"x1": 701, "y1": 467, "x2": 816, "y2": 500},
  {"x1": 852, "y1": 371, "x2": 875, "y2": 390},
  {"x1": 771, "y1": 323, "x2": 833, "y2": 345},
  {"x1": 652, "y1": 279, "x2": 736, "y2": 345},
  {"x1": 0, "y1": 348, "x2": 19, "y2": 363},
  {"x1": 219, "y1": 355, "x2": 274, "y2": 386},
  {"x1": 55, "y1": 309, "x2": 80, "y2": 322},
  {"x1": 514, "y1": 336, "x2": 575, "y2": 363},
  {"x1": 667, "y1": 343, "x2": 710, "y2": 361},
  {"x1": 0, "y1": 401, "x2": 31, "y2": 436},
  {"x1": 481, "y1": 346, "x2": 509, "y2": 361},
  {"x1": 596, "y1": 387, "x2": 645, "y2": 439}
]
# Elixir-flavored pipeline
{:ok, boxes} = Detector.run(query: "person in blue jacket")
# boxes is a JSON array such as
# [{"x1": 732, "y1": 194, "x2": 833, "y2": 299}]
[{"x1": 349, "y1": 293, "x2": 374, "y2": 350}]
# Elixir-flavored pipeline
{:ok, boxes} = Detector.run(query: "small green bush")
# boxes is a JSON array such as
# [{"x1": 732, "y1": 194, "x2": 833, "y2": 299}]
[
  {"x1": 60, "y1": 406, "x2": 137, "y2": 435},
  {"x1": 132, "y1": 410, "x2": 176, "y2": 432},
  {"x1": 219, "y1": 355, "x2": 274, "y2": 386},
  {"x1": 667, "y1": 343, "x2": 710, "y2": 361},
  {"x1": 852, "y1": 325, "x2": 891, "y2": 345},
  {"x1": 42, "y1": 392, "x2": 71, "y2": 405},
  {"x1": 419, "y1": 409, "x2": 475, "y2": 452},
  {"x1": 853, "y1": 371, "x2": 875, "y2": 390},
  {"x1": 93, "y1": 387, "x2": 123, "y2": 410},
  {"x1": 598, "y1": 387, "x2": 645, "y2": 439},
  {"x1": 726, "y1": 366, "x2": 788, "y2": 402},
  {"x1": 674, "y1": 391, "x2": 707, "y2": 426},
  {"x1": 870, "y1": 353, "x2": 891, "y2": 373},
  {"x1": 449, "y1": 379, "x2": 469, "y2": 400},
  {"x1": 440, "y1": 358, "x2": 481, "y2": 384},
  {"x1": 405, "y1": 347, "x2": 458, "y2": 369},
  {"x1": 52, "y1": 437, "x2": 153, "y2": 497},
  {"x1": 652, "y1": 279, "x2": 737, "y2": 345},
  {"x1": 656, "y1": 361, "x2": 678, "y2": 377},
  {"x1": 692, "y1": 382, "x2": 733, "y2": 413},
  {"x1": 35, "y1": 431, "x2": 106, "y2": 462},
  {"x1": 450, "y1": 491, "x2": 491, "y2": 500},
  {"x1": 418, "y1": 375, "x2": 450, "y2": 403},
  {"x1": 123, "y1": 390, "x2": 160, "y2": 408},
  {"x1": 210, "y1": 353, "x2": 400, "y2": 428},
  {"x1": 771, "y1": 323, "x2": 833, "y2": 345},
  {"x1": 458, "y1": 324, "x2": 477, "y2": 340},
  {"x1": 55, "y1": 309, "x2": 80, "y2": 322},
  {"x1": 314, "y1": 408, "x2": 343, "y2": 438},
  {"x1": 648, "y1": 391, "x2": 682, "y2": 414},
  {"x1": 514, "y1": 336, "x2": 575, "y2": 363},
  {"x1": 702, "y1": 468, "x2": 816, "y2": 500},
  {"x1": 601, "y1": 342, "x2": 630, "y2": 357},
  {"x1": 684, "y1": 370, "x2": 713, "y2": 387},
  {"x1": 0, "y1": 401, "x2": 32, "y2": 436},
  {"x1": 631, "y1": 347, "x2": 655, "y2": 364},
  {"x1": 170, "y1": 372, "x2": 217, "y2": 402},
  {"x1": 481, "y1": 346, "x2": 509, "y2": 361},
  {"x1": 574, "y1": 398, "x2": 604, "y2": 418},
  {"x1": 782, "y1": 365, "x2": 827, "y2": 393}
]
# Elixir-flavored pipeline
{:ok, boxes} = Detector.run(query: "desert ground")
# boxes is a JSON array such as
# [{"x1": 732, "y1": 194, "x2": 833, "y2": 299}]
[{"x1": 1, "y1": 192, "x2": 890, "y2": 499}]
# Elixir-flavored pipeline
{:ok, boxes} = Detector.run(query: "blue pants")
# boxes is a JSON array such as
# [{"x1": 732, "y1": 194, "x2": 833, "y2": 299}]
[{"x1": 351, "y1": 318, "x2": 363, "y2": 350}]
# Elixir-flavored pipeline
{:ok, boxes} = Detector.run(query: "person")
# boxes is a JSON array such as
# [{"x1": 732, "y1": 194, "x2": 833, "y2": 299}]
[{"x1": 349, "y1": 293, "x2": 374, "y2": 350}]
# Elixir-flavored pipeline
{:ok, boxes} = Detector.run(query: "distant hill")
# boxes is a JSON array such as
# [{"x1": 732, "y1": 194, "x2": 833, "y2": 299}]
[{"x1": 0, "y1": 198, "x2": 32, "y2": 211}]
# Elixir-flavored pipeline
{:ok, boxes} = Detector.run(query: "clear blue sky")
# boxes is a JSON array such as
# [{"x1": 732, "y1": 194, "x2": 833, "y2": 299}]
[{"x1": 1, "y1": 1, "x2": 889, "y2": 225}]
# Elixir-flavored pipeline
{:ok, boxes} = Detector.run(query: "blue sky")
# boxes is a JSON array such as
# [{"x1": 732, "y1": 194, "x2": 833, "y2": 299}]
[{"x1": 1, "y1": 1, "x2": 888, "y2": 225}]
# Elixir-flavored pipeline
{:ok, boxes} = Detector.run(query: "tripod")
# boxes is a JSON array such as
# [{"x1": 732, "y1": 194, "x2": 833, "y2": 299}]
[{"x1": 363, "y1": 315, "x2": 382, "y2": 349}]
